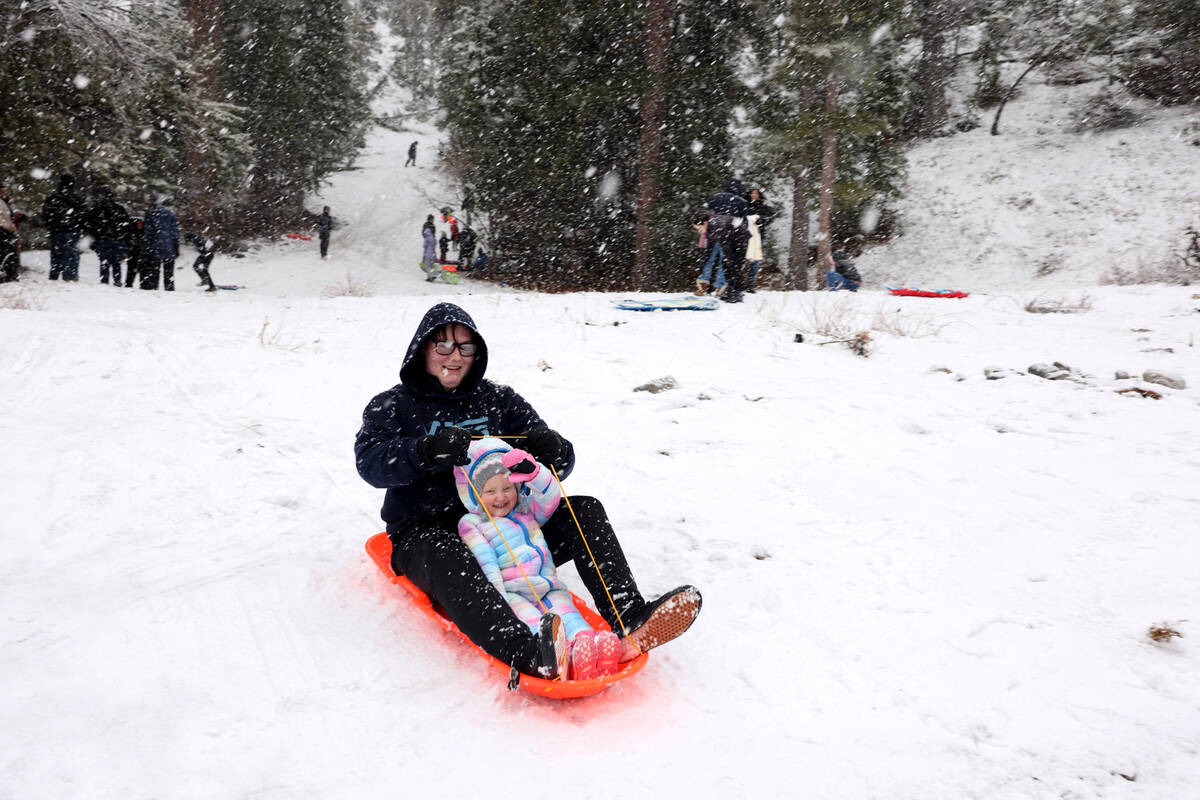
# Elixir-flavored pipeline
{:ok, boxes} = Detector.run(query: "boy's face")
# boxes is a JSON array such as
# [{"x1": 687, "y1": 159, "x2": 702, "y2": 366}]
[
  {"x1": 479, "y1": 472, "x2": 517, "y2": 516},
  {"x1": 423, "y1": 323, "x2": 476, "y2": 391}
]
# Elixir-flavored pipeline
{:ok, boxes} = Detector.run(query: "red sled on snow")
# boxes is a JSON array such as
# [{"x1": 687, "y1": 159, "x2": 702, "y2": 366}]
[
  {"x1": 887, "y1": 286, "x2": 969, "y2": 298},
  {"x1": 284, "y1": 232, "x2": 313, "y2": 241},
  {"x1": 365, "y1": 532, "x2": 648, "y2": 699}
]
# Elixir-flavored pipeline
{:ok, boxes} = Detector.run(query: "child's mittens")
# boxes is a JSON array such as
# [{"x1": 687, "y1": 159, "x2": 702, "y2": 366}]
[{"x1": 500, "y1": 449, "x2": 540, "y2": 482}]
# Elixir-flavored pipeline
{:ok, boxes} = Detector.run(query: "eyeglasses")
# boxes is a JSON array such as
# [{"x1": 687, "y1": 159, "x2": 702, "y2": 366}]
[{"x1": 431, "y1": 340, "x2": 477, "y2": 357}]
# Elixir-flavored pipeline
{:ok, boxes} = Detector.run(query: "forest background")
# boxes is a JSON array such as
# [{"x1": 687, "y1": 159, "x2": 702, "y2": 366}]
[{"x1": 2, "y1": 0, "x2": 1198, "y2": 290}]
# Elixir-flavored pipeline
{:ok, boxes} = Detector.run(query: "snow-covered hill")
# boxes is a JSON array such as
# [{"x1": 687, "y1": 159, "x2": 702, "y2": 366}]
[
  {"x1": 2, "y1": 64, "x2": 1199, "y2": 800},
  {"x1": 860, "y1": 78, "x2": 1200, "y2": 291}
]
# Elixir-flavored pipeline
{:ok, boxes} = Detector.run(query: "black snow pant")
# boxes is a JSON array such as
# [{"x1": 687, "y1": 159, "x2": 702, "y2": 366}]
[
  {"x1": 192, "y1": 253, "x2": 216, "y2": 289},
  {"x1": 318, "y1": 232, "x2": 329, "y2": 258},
  {"x1": 388, "y1": 496, "x2": 647, "y2": 675},
  {"x1": 124, "y1": 255, "x2": 140, "y2": 287},
  {"x1": 707, "y1": 214, "x2": 748, "y2": 296},
  {"x1": 142, "y1": 258, "x2": 175, "y2": 290}
]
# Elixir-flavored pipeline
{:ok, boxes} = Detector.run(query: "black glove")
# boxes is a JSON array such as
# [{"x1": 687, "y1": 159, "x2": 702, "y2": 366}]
[
  {"x1": 417, "y1": 426, "x2": 473, "y2": 469},
  {"x1": 522, "y1": 427, "x2": 566, "y2": 467},
  {"x1": 508, "y1": 459, "x2": 536, "y2": 476}
]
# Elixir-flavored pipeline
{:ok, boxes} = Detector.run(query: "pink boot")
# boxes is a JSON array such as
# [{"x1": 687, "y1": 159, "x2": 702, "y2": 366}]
[
  {"x1": 594, "y1": 630, "x2": 621, "y2": 676},
  {"x1": 569, "y1": 631, "x2": 600, "y2": 680}
]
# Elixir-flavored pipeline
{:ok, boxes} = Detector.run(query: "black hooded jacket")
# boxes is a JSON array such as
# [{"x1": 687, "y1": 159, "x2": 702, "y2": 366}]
[
  {"x1": 41, "y1": 178, "x2": 87, "y2": 234},
  {"x1": 707, "y1": 179, "x2": 748, "y2": 217},
  {"x1": 354, "y1": 303, "x2": 575, "y2": 532}
]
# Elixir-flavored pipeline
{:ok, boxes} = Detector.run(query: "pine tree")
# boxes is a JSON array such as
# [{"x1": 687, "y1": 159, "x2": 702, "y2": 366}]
[
  {"x1": 751, "y1": 0, "x2": 906, "y2": 289},
  {"x1": 221, "y1": 0, "x2": 369, "y2": 233},
  {"x1": 440, "y1": 0, "x2": 745, "y2": 290},
  {"x1": 0, "y1": 1, "x2": 250, "y2": 216}
]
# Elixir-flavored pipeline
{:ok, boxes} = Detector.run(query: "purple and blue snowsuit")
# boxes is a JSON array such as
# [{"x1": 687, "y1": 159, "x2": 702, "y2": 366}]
[{"x1": 454, "y1": 438, "x2": 593, "y2": 641}]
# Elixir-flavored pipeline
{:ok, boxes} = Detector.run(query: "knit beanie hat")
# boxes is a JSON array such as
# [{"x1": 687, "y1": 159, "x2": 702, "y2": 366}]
[
  {"x1": 472, "y1": 451, "x2": 509, "y2": 489},
  {"x1": 455, "y1": 436, "x2": 517, "y2": 512}
]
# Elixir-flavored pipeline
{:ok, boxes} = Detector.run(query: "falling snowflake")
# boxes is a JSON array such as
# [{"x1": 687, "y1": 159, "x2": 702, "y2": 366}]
[
  {"x1": 598, "y1": 171, "x2": 621, "y2": 199},
  {"x1": 73, "y1": 74, "x2": 90, "y2": 89},
  {"x1": 860, "y1": 204, "x2": 880, "y2": 233}
]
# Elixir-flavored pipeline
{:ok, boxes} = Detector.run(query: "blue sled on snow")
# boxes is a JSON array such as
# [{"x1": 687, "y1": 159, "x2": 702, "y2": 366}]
[{"x1": 614, "y1": 295, "x2": 720, "y2": 312}]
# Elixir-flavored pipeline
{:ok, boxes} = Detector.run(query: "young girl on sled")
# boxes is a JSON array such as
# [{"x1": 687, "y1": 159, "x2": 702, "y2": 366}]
[{"x1": 455, "y1": 437, "x2": 622, "y2": 680}]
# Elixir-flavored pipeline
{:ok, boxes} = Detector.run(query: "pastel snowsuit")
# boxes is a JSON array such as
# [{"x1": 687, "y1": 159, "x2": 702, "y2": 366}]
[{"x1": 454, "y1": 438, "x2": 593, "y2": 640}]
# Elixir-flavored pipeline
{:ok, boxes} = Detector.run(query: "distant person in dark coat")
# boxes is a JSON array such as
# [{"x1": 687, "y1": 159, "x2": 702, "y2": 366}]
[
  {"x1": 317, "y1": 206, "x2": 333, "y2": 258},
  {"x1": 41, "y1": 174, "x2": 87, "y2": 281},
  {"x1": 826, "y1": 251, "x2": 862, "y2": 292},
  {"x1": 141, "y1": 197, "x2": 180, "y2": 290},
  {"x1": 457, "y1": 225, "x2": 477, "y2": 269},
  {"x1": 743, "y1": 187, "x2": 774, "y2": 293},
  {"x1": 185, "y1": 233, "x2": 219, "y2": 291},
  {"x1": 0, "y1": 183, "x2": 21, "y2": 283},
  {"x1": 705, "y1": 178, "x2": 750, "y2": 303},
  {"x1": 86, "y1": 186, "x2": 131, "y2": 286},
  {"x1": 123, "y1": 217, "x2": 146, "y2": 288},
  {"x1": 439, "y1": 232, "x2": 449, "y2": 263},
  {"x1": 405, "y1": 141, "x2": 417, "y2": 167}
]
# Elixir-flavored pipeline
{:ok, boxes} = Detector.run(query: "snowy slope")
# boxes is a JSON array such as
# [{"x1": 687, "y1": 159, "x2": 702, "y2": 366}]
[
  {"x1": 2, "y1": 69, "x2": 1200, "y2": 800},
  {"x1": 858, "y1": 78, "x2": 1200, "y2": 292}
]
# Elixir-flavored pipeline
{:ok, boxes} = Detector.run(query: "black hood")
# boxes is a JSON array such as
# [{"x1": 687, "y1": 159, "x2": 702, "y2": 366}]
[{"x1": 398, "y1": 303, "x2": 489, "y2": 396}]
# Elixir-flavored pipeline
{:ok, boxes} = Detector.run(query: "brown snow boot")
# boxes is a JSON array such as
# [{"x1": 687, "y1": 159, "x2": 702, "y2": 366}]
[{"x1": 622, "y1": 585, "x2": 702, "y2": 657}]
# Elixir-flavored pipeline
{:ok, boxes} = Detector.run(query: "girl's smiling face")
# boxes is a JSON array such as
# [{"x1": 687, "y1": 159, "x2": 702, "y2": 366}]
[{"x1": 479, "y1": 472, "x2": 517, "y2": 516}]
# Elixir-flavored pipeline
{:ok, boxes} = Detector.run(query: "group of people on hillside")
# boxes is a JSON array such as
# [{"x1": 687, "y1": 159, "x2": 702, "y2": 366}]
[
  {"x1": 691, "y1": 179, "x2": 775, "y2": 303},
  {"x1": 2, "y1": 174, "x2": 221, "y2": 291},
  {"x1": 692, "y1": 177, "x2": 863, "y2": 297},
  {"x1": 420, "y1": 208, "x2": 483, "y2": 282}
]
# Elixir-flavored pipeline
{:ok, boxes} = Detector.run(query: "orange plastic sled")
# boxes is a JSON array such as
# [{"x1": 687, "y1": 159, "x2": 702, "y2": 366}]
[{"x1": 365, "y1": 532, "x2": 648, "y2": 699}]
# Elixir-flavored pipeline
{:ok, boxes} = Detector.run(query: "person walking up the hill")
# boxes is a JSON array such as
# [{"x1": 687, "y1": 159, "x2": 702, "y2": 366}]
[
  {"x1": 405, "y1": 141, "x2": 417, "y2": 167},
  {"x1": 41, "y1": 174, "x2": 87, "y2": 281},
  {"x1": 316, "y1": 206, "x2": 333, "y2": 259},
  {"x1": 141, "y1": 196, "x2": 180, "y2": 290},
  {"x1": 354, "y1": 303, "x2": 703, "y2": 681},
  {"x1": 86, "y1": 186, "x2": 131, "y2": 286}
]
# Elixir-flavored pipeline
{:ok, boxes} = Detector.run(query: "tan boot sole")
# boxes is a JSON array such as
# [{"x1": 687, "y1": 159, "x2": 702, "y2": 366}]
[{"x1": 627, "y1": 588, "x2": 702, "y2": 653}]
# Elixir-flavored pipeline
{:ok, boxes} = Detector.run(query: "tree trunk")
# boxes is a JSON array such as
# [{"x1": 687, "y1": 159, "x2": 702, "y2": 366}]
[
  {"x1": 990, "y1": 49, "x2": 1053, "y2": 135},
  {"x1": 632, "y1": 0, "x2": 671, "y2": 290},
  {"x1": 816, "y1": 72, "x2": 838, "y2": 273},
  {"x1": 786, "y1": 167, "x2": 810, "y2": 291},
  {"x1": 184, "y1": 0, "x2": 222, "y2": 232}
]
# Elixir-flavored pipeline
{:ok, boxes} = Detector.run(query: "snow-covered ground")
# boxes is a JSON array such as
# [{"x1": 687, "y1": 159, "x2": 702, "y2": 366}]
[
  {"x1": 860, "y1": 79, "x2": 1200, "y2": 292},
  {"x1": 2, "y1": 71, "x2": 1199, "y2": 799}
]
